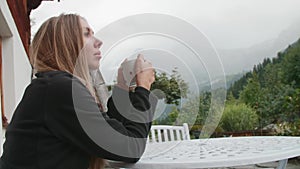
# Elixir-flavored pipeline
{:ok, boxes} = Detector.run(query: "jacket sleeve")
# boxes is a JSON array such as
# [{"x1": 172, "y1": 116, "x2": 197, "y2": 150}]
[
  {"x1": 44, "y1": 76, "x2": 156, "y2": 162},
  {"x1": 106, "y1": 86, "x2": 157, "y2": 126}
]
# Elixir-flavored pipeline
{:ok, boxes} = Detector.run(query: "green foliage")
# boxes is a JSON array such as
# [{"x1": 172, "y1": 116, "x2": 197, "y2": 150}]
[
  {"x1": 239, "y1": 73, "x2": 261, "y2": 109},
  {"x1": 290, "y1": 88, "x2": 300, "y2": 113},
  {"x1": 225, "y1": 73, "x2": 244, "y2": 87},
  {"x1": 227, "y1": 38, "x2": 300, "y2": 132},
  {"x1": 227, "y1": 39, "x2": 299, "y2": 98},
  {"x1": 256, "y1": 84, "x2": 299, "y2": 125},
  {"x1": 179, "y1": 90, "x2": 225, "y2": 138},
  {"x1": 157, "y1": 91, "x2": 211, "y2": 126},
  {"x1": 153, "y1": 39, "x2": 300, "y2": 136},
  {"x1": 290, "y1": 119, "x2": 300, "y2": 136},
  {"x1": 154, "y1": 106, "x2": 179, "y2": 125},
  {"x1": 273, "y1": 121, "x2": 300, "y2": 136},
  {"x1": 228, "y1": 72, "x2": 253, "y2": 99},
  {"x1": 220, "y1": 103, "x2": 259, "y2": 132},
  {"x1": 151, "y1": 68, "x2": 189, "y2": 105},
  {"x1": 226, "y1": 91, "x2": 237, "y2": 104},
  {"x1": 179, "y1": 92, "x2": 211, "y2": 126},
  {"x1": 282, "y1": 46, "x2": 300, "y2": 88},
  {"x1": 150, "y1": 68, "x2": 189, "y2": 125}
]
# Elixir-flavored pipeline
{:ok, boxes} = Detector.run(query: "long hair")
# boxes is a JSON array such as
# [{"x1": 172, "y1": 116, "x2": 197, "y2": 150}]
[
  {"x1": 30, "y1": 14, "x2": 96, "y2": 96},
  {"x1": 29, "y1": 14, "x2": 106, "y2": 169}
]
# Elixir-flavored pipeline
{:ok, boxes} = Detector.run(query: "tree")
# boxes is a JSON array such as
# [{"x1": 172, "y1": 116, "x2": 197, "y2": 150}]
[
  {"x1": 151, "y1": 68, "x2": 189, "y2": 125},
  {"x1": 155, "y1": 106, "x2": 179, "y2": 125},
  {"x1": 226, "y1": 91, "x2": 237, "y2": 105},
  {"x1": 179, "y1": 92, "x2": 211, "y2": 126},
  {"x1": 282, "y1": 53, "x2": 300, "y2": 88},
  {"x1": 239, "y1": 73, "x2": 261, "y2": 109},
  {"x1": 151, "y1": 68, "x2": 189, "y2": 105},
  {"x1": 228, "y1": 72, "x2": 253, "y2": 99},
  {"x1": 226, "y1": 38, "x2": 300, "y2": 131}
]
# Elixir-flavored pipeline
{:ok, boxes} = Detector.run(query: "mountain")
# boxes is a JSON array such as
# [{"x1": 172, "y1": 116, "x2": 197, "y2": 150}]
[
  {"x1": 228, "y1": 37, "x2": 300, "y2": 98},
  {"x1": 217, "y1": 21, "x2": 300, "y2": 75},
  {"x1": 197, "y1": 72, "x2": 244, "y2": 92}
]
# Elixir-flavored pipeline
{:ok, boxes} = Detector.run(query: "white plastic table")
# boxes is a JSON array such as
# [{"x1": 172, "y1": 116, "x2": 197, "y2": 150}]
[{"x1": 108, "y1": 136, "x2": 300, "y2": 169}]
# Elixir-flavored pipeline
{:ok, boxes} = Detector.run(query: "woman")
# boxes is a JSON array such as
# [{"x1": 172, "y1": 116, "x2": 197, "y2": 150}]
[{"x1": 0, "y1": 14, "x2": 156, "y2": 169}]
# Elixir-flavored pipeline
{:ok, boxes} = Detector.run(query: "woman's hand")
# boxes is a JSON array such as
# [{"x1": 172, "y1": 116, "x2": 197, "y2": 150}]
[{"x1": 135, "y1": 54, "x2": 155, "y2": 91}]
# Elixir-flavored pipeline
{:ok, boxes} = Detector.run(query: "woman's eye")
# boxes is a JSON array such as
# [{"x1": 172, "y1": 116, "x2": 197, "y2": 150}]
[{"x1": 84, "y1": 32, "x2": 90, "y2": 37}]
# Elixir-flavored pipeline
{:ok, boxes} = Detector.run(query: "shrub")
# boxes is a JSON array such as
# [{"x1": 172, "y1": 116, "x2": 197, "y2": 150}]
[{"x1": 220, "y1": 103, "x2": 259, "y2": 132}]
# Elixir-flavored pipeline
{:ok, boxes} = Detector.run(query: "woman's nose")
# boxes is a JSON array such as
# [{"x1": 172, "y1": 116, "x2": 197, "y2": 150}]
[{"x1": 94, "y1": 37, "x2": 103, "y2": 48}]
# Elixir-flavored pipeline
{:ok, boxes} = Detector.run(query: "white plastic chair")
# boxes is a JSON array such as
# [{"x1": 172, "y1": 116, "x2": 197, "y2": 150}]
[
  {"x1": 112, "y1": 124, "x2": 190, "y2": 169},
  {"x1": 147, "y1": 123, "x2": 190, "y2": 143}
]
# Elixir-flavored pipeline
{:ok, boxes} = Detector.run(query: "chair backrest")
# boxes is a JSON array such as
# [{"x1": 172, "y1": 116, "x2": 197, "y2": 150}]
[{"x1": 147, "y1": 123, "x2": 190, "y2": 143}]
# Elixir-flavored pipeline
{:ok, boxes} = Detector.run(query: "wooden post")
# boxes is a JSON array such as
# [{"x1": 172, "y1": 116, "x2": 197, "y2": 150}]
[{"x1": 0, "y1": 36, "x2": 8, "y2": 128}]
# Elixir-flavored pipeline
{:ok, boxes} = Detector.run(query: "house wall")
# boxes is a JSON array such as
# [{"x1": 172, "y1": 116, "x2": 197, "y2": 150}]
[
  {"x1": 0, "y1": 36, "x2": 2, "y2": 155},
  {"x1": 0, "y1": 0, "x2": 32, "y2": 154},
  {"x1": 0, "y1": 36, "x2": 2, "y2": 117},
  {"x1": 0, "y1": 0, "x2": 32, "y2": 122}
]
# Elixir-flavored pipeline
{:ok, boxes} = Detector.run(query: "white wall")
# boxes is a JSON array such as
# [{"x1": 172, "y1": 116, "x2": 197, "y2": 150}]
[{"x1": 0, "y1": 0, "x2": 32, "y2": 154}]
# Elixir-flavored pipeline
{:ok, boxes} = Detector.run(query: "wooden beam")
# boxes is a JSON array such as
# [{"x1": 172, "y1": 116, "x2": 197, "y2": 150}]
[
  {"x1": 7, "y1": 0, "x2": 56, "y2": 57},
  {"x1": 0, "y1": 37, "x2": 8, "y2": 128},
  {"x1": 7, "y1": 0, "x2": 30, "y2": 55}
]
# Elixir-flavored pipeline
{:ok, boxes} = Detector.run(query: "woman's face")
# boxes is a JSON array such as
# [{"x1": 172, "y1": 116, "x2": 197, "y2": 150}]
[{"x1": 80, "y1": 18, "x2": 103, "y2": 70}]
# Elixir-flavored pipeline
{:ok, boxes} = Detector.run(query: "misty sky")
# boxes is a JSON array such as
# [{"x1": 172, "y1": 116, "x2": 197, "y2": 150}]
[
  {"x1": 30, "y1": 0, "x2": 300, "y2": 87},
  {"x1": 31, "y1": 0, "x2": 300, "y2": 49}
]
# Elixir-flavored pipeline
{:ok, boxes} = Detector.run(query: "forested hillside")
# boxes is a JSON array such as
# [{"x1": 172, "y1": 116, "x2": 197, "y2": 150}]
[
  {"x1": 227, "y1": 38, "x2": 300, "y2": 134},
  {"x1": 153, "y1": 38, "x2": 300, "y2": 136}
]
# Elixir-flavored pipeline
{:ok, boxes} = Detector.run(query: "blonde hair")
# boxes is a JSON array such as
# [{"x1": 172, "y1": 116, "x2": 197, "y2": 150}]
[
  {"x1": 30, "y1": 14, "x2": 96, "y2": 99},
  {"x1": 30, "y1": 13, "x2": 105, "y2": 169}
]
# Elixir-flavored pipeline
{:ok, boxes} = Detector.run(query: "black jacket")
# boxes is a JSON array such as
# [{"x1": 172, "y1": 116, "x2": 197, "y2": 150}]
[{"x1": 0, "y1": 71, "x2": 156, "y2": 169}]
